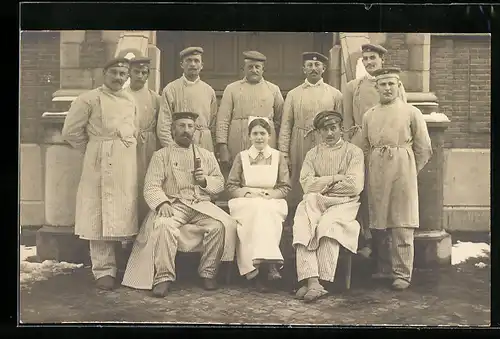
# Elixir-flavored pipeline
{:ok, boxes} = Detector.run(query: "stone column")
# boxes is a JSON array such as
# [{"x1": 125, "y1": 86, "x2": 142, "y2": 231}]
[
  {"x1": 338, "y1": 33, "x2": 370, "y2": 91},
  {"x1": 406, "y1": 33, "x2": 431, "y2": 92},
  {"x1": 327, "y1": 33, "x2": 341, "y2": 90},
  {"x1": 37, "y1": 105, "x2": 89, "y2": 264},
  {"x1": 114, "y1": 31, "x2": 150, "y2": 59},
  {"x1": 414, "y1": 117, "x2": 452, "y2": 267},
  {"x1": 59, "y1": 31, "x2": 92, "y2": 89},
  {"x1": 114, "y1": 31, "x2": 152, "y2": 89},
  {"x1": 405, "y1": 33, "x2": 452, "y2": 267},
  {"x1": 147, "y1": 31, "x2": 161, "y2": 93}
]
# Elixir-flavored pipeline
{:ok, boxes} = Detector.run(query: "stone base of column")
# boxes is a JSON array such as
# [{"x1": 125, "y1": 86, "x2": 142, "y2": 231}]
[
  {"x1": 414, "y1": 229, "x2": 452, "y2": 268},
  {"x1": 36, "y1": 226, "x2": 90, "y2": 265}
]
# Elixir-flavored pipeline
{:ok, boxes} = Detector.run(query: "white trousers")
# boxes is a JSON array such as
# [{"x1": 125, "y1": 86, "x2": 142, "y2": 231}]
[
  {"x1": 373, "y1": 228, "x2": 415, "y2": 282},
  {"x1": 89, "y1": 240, "x2": 117, "y2": 280}
]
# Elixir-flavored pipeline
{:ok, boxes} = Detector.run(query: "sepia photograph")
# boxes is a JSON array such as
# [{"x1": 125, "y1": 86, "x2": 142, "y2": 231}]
[{"x1": 19, "y1": 28, "x2": 491, "y2": 326}]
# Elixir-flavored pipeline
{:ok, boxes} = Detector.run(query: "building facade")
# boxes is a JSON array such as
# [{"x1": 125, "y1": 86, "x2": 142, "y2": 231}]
[{"x1": 20, "y1": 31, "x2": 491, "y2": 237}]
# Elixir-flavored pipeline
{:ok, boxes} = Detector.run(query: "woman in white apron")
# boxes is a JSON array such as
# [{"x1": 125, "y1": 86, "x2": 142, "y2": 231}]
[{"x1": 226, "y1": 117, "x2": 291, "y2": 292}]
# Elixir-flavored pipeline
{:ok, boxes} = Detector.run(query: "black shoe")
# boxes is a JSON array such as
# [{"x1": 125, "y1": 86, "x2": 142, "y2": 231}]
[
  {"x1": 152, "y1": 281, "x2": 170, "y2": 297},
  {"x1": 202, "y1": 278, "x2": 218, "y2": 291},
  {"x1": 96, "y1": 275, "x2": 115, "y2": 290}
]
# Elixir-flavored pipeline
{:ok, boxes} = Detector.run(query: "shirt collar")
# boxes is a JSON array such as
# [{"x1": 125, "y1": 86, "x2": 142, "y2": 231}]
[
  {"x1": 182, "y1": 74, "x2": 200, "y2": 85},
  {"x1": 248, "y1": 145, "x2": 272, "y2": 159},
  {"x1": 125, "y1": 84, "x2": 147, "y2": 93},
  {"x1": 322, "y1": 138, "x2": 344, "y2": 149},
  {"x1": 241, "y1": 77, "x2": 265, "y2": 84},
  {"x1": 303, "y1": 78, "x2": 324, "y2": 87}
]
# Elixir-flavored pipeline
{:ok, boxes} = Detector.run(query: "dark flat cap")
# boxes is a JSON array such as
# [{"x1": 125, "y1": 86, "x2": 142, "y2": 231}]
[
  {"x1": 103, "y1": 58, "x2": 130, "y2": 70},
  {"x1": 302, "y1": 52, "x2": 329, "y2": 64},
  {"x1": 243, "y1": 50, "x2": 267, "y2": 62},
  {"x1": 361, "y1": 43, "x2": 388, "y2": 55},
  {"x1": 172, "y1": 111, "x2": 199, "y2": 122},
  {"x1": 129, "y1": 57, "x2": 151, "y2": 67},
  {"x1": 179, "y1": 47, "x2": 204, "y2": 59},
  {"x1": 313, "y1": 111, "x2": 343, "y2": 129},
  {"x1": 373, "y1": 67, "x2": 402, "y2": 79}
]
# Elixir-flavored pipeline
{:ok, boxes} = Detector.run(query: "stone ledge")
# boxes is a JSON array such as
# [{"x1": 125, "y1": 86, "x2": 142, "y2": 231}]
[
  {"x1": 36, "y1": 226, "x2": 90, "y2": 264},
  {"x1": 443, "y1": 207, "x2": 491, "y2": 232},
  {"x1": 414, "y1": 230, "x2": 452, "y2": 268}
]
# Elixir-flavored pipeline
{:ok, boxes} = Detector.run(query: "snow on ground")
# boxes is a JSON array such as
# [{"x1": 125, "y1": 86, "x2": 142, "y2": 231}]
[
  {"x1": 452, "y1": 241, "x2": 490, "y2": 265},
  {"x1": 18, "y1": 240, "x2": 489, "y2": 288},
  {"x1": 20, "y1": 245, "x2": 84, "y2": 288}
]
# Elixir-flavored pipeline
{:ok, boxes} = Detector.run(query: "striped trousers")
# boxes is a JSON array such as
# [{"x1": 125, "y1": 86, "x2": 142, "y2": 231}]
[
  {"x1": 89, "y1": 240, "x2": 118, "y2": 280},
  {"x1": 295, "y1": 238, "x2": 340, "y2": 282},
  {"x1": 372, "y1": 228, "x2": 414, "y2": 282},
  {"x1": 153, "y1": 202, "x2": 225, "y2": 285}
]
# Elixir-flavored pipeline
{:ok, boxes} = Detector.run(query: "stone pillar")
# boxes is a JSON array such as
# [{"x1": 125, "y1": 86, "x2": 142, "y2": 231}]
[
  {"x1": 37, "y1": 100, "x2": 89, "y2": 264},
  {"x1": 114, "y1": 31, "x2": 153, "y2": 90},
  {"x1": 338, "y1": 33, "x2": 370, "y2": 92},
  {"x1": 114, "y1": 31, "x2": 150, "y2": 59},
  {"x1": 406, "y1": 33, "x2": 431, "y2": 92},
  {"x1": 59, "y1": 31, "x2": 91, "y2": 89},
  {"x1": 414, "y1": 116, "x2": 452, "y2": 267},
  {"x1": 147, "y1": 31, "x2": 161, "y2": 93},
  {"x1": 328, "y1": 44, "x2": 342, "y2": 90},
  {"x1": 402, "y1": 32, "x2": 452, "y2": 267},
  {"x1": 102, "y1": 31, "x2": 123, "y2": 61}
]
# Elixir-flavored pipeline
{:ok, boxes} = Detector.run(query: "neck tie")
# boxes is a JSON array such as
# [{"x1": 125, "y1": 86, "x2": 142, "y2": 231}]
[{"x1": 253, "y1": 151, "x2": 264, "y2": 163}]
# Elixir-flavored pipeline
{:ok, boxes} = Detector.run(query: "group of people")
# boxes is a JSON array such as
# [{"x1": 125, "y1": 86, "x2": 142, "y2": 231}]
[{"x1": 61, "y1": 42, "x2": 433, "y2": 304}]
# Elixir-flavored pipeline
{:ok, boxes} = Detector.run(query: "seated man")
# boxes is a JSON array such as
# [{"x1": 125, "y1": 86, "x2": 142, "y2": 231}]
[
  {"x1": 292, "y1": 111, "x2": 365, "y2": 303},
  {"x1": 122, "y1": 111, "x2": 237, "y2": 298}
]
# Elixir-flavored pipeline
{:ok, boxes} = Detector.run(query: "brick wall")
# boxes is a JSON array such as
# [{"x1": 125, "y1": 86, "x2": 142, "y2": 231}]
[
  {"x1": 20, "y1": 31, "x2": 60, "y2": 143},
  {"x1": 383, "y1": 33, "x2": 410, "y2": 71},
  {"x1": 430, "y1": 35, "x2": 491, "y2": 148}
]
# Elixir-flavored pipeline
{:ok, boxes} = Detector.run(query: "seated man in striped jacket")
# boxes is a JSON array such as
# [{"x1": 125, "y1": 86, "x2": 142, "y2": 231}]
[
  {"x1": 122, "y1": 111, "x2": 237, "y2": 298},
  {"x1": 292, "y1": 111, "x2": 365, "y2": 303}
]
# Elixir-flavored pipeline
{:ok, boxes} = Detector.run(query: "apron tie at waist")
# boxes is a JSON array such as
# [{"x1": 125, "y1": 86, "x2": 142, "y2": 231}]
[
  {"x1": 371, "y1": 144, "x2": 411, "y2": 159},
  {"x1": 90, "y1": 135, "x2": 136, "y2": 167},
  {"x1": 137, "y1": 127, "x2": 156, "y2": 143}
]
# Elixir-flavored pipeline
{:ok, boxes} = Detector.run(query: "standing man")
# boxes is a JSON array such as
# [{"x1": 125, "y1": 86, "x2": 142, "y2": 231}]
[
  {"x1": 278, "y1": 52, "x2": 343, "y2": 209},
  {"x1": 361, "y1": 67, "x2": 432, "y2": 290},
  {"x1": 122, "y1": 112, "x2": 237, "y2": 297},
  {"x1": 342, "y1": 44, "x2": 407, "y2": 259},
  {"x1": 125, "y1": 56, "x2": 161, "y2": 223},
  {"x1": 61, "y1": 58, "x2": 139, "y2": 290},
  {"x1": 216, "y1": 51, "x2": 284, "y2": 170},
  {"x1": 157, "y1": 47, "x2": 218, "y2": 152}
]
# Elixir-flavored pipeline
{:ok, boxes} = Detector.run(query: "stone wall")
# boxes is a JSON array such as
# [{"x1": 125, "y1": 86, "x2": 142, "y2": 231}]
[
  {"x1": 20, "y1": 31, "x2": 61, "y2": 227},
  {"x1": 60, "y1": 30, "x2": 120, "y2": 90}
]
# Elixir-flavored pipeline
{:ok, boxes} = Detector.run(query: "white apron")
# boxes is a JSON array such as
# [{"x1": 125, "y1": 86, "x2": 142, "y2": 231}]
[
  {"x1": 228, "y1": 148, "x2": 288, "y2": 277},
  {"x1": 75, "y1": 89, "x2": 138, "y2": 240}
]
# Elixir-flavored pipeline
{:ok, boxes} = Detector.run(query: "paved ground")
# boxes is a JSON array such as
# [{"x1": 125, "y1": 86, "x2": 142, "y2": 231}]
[{"x1": 20, "y1": 253, "x2": 490, "y2": 326}]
